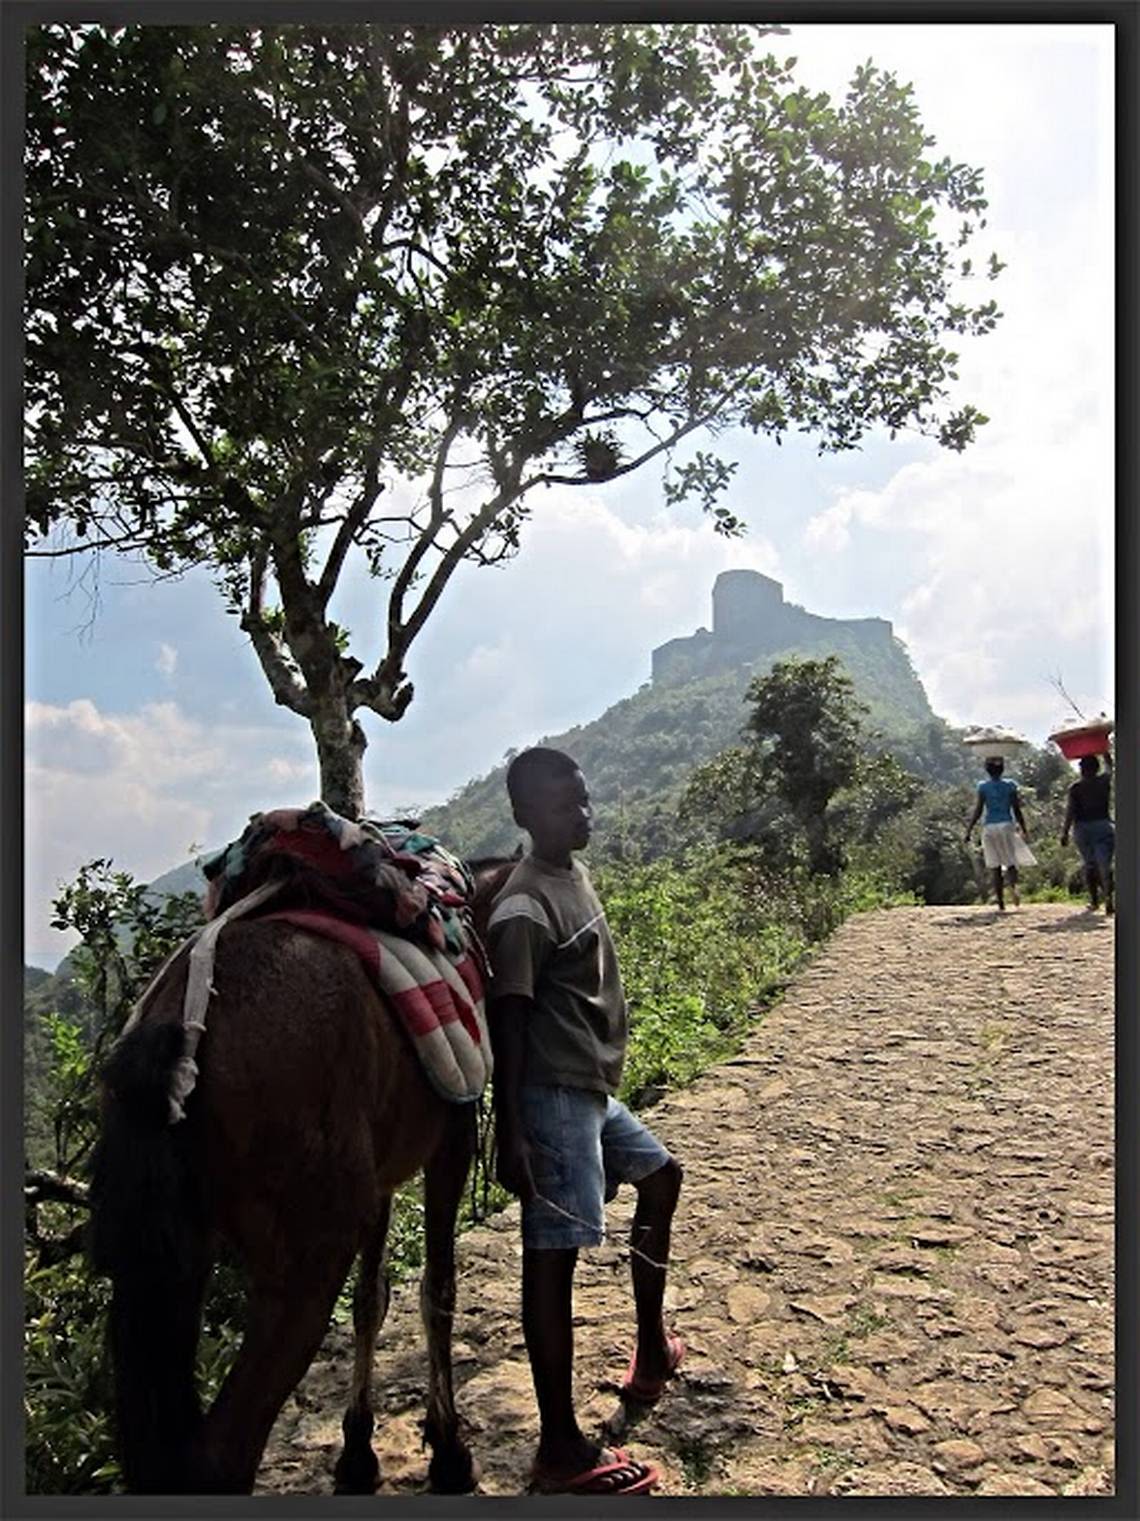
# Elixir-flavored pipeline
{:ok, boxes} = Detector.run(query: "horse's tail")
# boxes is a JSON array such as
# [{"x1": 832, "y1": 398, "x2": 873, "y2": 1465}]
[{"x1": 89, "y1": 1018, "x2": 210, "y2": 1492}]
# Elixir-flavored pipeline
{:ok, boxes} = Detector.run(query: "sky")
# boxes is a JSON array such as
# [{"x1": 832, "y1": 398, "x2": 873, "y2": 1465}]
[{"x1": 24, "y1": 22, "x2": 1115, "y2": 967}]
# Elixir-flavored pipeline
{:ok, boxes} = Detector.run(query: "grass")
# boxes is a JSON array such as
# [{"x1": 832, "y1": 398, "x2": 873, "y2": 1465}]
[
  {"x1": 846, "y1": 1303, "x2": 892, "y2": 1339},
  {"x1": 821, "y1": 1330, "x2": 850, "y2": 1364},
  {"x1": 782, "y1": 1391, "x2": 828, "y2": 1430},
  {"x1": 880, "y1": 1187, "x2": 921, "y2": 1211},
  {"x1": 1022, "y1": 884, "x2": 1082, "y2": 903},
  {"x1": 807, "y1": 1442, "x2": 853, "y2": 1483},
  {"x1": 978, "y1": 1021, "x2": 1007, "y2": 1055},
  {"x1": 676, "y1": 1436, "x2": 716, "y2": 1488}
]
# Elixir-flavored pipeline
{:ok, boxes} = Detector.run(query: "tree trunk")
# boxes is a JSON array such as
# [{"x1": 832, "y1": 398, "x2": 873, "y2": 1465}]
[
  {"x1": 312, "y1": 707, "x2": 368, "y2": 820},
  {"x1": 804, "y1": 811, "x2": 834, "y2": 877}
]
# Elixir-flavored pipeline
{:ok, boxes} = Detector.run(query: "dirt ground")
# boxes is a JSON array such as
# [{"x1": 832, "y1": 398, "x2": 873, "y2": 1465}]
[{"x1": 257, "y1": 903, "x2": 1115, "y2": 1498}]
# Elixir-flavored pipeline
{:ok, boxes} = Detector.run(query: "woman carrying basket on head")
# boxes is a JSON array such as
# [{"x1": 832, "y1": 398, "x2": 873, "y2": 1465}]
[
  {"x1": 964, "y1": 756, "x2": 1036, "y2": 911},
  {"x1": 1061, "y1": 752, "x2": 1114, "y2": 915}
]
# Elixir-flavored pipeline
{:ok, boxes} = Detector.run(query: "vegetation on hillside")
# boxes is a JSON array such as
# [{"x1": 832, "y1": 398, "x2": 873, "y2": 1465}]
[
  {"x1": 672, "y1": 657, "x2": 1082, "y2": 911},
  {"x1": 24, "y1": 867, "x2": 208, "y2": 1493},
  {"x1": 420, "y1": 648, "x2": 975, "y2": 859}
]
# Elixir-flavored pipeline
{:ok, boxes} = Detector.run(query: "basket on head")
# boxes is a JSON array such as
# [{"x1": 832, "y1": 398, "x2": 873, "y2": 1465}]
[
  {"x1": 962, "y1": 726, "x2": 1029, "y2": 764},
  {"x1": 1048, "y1": 716, "x2": 1113, "y2": 761}
]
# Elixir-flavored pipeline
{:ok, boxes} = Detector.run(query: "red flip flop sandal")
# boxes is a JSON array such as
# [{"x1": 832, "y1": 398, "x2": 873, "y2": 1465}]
[
  {"x1": 532, "y1": 1447, "x2": 661, "y2": 1495},
  {"x1": 620, "y1": 1331, "x2": 686, "y2": 1404}
]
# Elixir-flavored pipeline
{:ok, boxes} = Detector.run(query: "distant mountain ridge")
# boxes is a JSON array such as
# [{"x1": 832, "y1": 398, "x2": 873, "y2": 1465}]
[
  {"x1": 418, "y1": 573, "x2": 966, "y2": 859},
  {"x1": 652, "y1": 570, "x2": 932, "y2": 728}
]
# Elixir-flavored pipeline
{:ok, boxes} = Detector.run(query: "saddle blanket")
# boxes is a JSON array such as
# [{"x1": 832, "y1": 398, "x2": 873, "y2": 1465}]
[
  {"x1": 202, "y1": 802, "x2": 481, "y2": 964},
  {"x1": 125, "y1": 805, "x2": 492, "y2": 1120},
  {"x1": 259, "y1": 906, "x2": 491, "y2": 1103}
]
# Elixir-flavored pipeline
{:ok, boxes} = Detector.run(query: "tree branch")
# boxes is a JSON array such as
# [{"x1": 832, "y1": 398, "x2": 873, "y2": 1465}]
[
  {"x1": 313, "y1": 320, "x2": 429, "y2": 611},
  {"x1": 347, "y1": 418, "x2": 498, "y2": 722},
  {"x1": 27, "y1": 533, "x2": 149, "y2": 559},
  {"x1": 525, "y1": 413, "x2": 706, "y2": 489},
  {"x1": 300, "y1": 157, "x2": 368, "y2": 245},
  {"x1": 25, "y1": 1168, "x2": 90, "y2": 1209},
  {"x1": 141, "y1": 355, "x2": 219, "y2": 474},
  {"x1": 525, "y1": 362, "x2": 767, "y2": 491},
  {"x1": 376, "y1": 237, "x2": 450, "y2": 279},
  {"x1": 240, "y1": 542, "x2": 313, "y2": 717},
  {"x1": 400, "y1": 478, "x2": 515, "y2": 653},
  {"x1": 382, "y1": 409, "x2": 465, "y2": 656},
  {"x1": 315, "y1": 478, "x2": 381, "y2": 610}
]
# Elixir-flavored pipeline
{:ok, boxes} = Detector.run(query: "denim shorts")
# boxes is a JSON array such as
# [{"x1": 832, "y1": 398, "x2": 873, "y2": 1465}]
[
  {"x1": 1074, "y1": 817, "x2": 1115, "y2": 872},
  {"x1": 518, "y1": 1083, "x2": 671, "y2": 1250}
]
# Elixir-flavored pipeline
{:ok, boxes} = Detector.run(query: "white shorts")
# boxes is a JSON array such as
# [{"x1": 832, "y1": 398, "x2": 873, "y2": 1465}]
[{"x1": 982, "y1": 821, "x2": 1037, "y2": 869}]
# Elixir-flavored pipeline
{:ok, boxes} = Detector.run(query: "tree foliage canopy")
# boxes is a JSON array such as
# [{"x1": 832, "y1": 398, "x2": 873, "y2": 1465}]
[
  {"x1": 681, "y1": 655, "x2": 873, "y2": 873},
  {"x1": 26, "y1": 22, "x2": 1001, "y2": 812}
]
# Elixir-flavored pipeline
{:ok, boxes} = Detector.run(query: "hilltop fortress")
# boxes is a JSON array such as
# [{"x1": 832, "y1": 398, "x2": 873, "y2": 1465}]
[{"x1": 652, "y1": 570, "x2": 932, "y2": 724}]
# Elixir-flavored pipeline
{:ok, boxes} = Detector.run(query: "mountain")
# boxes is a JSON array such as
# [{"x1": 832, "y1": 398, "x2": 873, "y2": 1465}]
[
  {"x1": 27, "y1": 575, "x2": 964, "y2": 984},
  {"x1": 418, "y1": 572, "x2": 970, "y2": 858},
  {"x1": 145, "y1": 857, "x2": 210, "y2": 902},
  {"x1": 652, "y1": 570, "x2": 933, "y2": 729}
]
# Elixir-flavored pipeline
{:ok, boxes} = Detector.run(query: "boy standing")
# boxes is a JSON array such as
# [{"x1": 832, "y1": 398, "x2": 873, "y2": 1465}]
[{"x1": 486, "y1": 747, "x2": 684, "y2": 1496}]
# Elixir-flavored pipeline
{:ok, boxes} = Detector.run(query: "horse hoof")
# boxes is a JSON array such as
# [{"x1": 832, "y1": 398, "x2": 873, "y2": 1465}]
[
  {"x1": 332, "y1": 1449, "x2": 380, "y2": 1494},
  {"x1": 428, "y1": 1445, "x2": 478, "y2": 1494}
]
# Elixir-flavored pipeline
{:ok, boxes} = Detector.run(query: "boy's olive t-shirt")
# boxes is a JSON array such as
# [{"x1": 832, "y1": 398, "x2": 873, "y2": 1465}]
[{"x1": 486, "y1": 853, "x2": 627, "y2": 1094}]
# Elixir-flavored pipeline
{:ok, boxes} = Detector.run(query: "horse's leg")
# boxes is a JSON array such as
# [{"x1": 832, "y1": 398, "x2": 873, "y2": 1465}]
[
  {"x1": 420, "y1": 1105, "x2": 478, "y2": 1493},
  {"x1": 193, "y1": 1241, "x2": 355, "y2": 1493},
  {"x1": 333, "y1": 1198, "x2": 393, "y2": 1494}
]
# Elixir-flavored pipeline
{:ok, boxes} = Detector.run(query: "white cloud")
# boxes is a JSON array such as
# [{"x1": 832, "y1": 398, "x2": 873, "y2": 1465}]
[
  {"x1": 24, "y1": 699, "x2": 319, "y2": 958},
  {"x1": 156, "y1": 641, "x2": 178, "y2": 678},
  {"x1": 796, "y1": 102, "x2": 1112, "y2": 745},
  {"x1": 455, "y1": 640, "x2": 516, "y2": 683},
  {"x1": 25, "y1": 698, "x2": 225, "y2": 781},
  {"x1": 490, "y1": 488, "x2": 782, "y2": 639},
  {"x1": 267, "y1": 756, "x2": 318, "y2": 784}
]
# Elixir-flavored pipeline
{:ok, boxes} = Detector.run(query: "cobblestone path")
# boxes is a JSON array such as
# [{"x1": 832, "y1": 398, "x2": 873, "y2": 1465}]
[{"x1": 258, "y1": 904, "x2": 1115, "y2": 1498}]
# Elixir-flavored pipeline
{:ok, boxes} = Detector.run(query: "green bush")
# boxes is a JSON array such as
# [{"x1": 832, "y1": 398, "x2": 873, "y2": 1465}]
[
  {"x1": 25, "y1": 863, "x2": 206, "y2": 1494},
  {"x1": 24, "y1": 1253, "x2": 116, "y2": 1493},
  {"x1": 597, "y1": 846, "x2": 903, "y2": 1105}
]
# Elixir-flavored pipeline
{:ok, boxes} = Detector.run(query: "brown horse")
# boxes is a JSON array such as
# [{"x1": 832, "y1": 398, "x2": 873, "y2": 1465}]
[{"x1": 89, "y1": 856, "x2": 516, "y2": 1495}]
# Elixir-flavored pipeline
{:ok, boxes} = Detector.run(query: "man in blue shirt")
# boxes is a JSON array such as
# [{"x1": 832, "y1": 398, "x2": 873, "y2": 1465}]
[{"x1": 964, "y1": 757, "x2": 1036, "y2": 911}]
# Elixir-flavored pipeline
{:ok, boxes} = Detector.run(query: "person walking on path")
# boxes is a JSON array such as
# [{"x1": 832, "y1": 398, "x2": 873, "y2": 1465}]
[
  {"x1": 965, "y1": 756, "x2": 1036, "y2": 911},
  {"x1": 485, "y1": 746, "x2": 684, "y2": 1496},
  {"x1": 1061, "y1": 752, "x2": 1115, "y2": 915}
]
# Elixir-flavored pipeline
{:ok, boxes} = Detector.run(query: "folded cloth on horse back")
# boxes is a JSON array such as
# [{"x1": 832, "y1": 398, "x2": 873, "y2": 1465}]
[
  {"x1": 126, "y1": 805, "x2": 491, "y2": 1120},
  {"x1": 202, "y1": 803, "x2": 483, "y2": 964},
  {"x1": 202, "y1": 804, "x2": 491, "y2": 1103}
]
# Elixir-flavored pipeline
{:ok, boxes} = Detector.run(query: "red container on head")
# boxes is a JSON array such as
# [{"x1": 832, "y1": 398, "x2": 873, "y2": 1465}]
[{"x1": 1050, "y1": 725, "x2": 1113, "y2": 760}]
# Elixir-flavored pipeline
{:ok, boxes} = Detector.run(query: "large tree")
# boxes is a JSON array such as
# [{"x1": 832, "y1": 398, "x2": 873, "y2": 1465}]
[
  {"x1": 26, "y1": 23, "x2": 1001, "y2": 816},
  {"x1": 682, "y1": 655, "x2": 876, "y2": 873}
]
